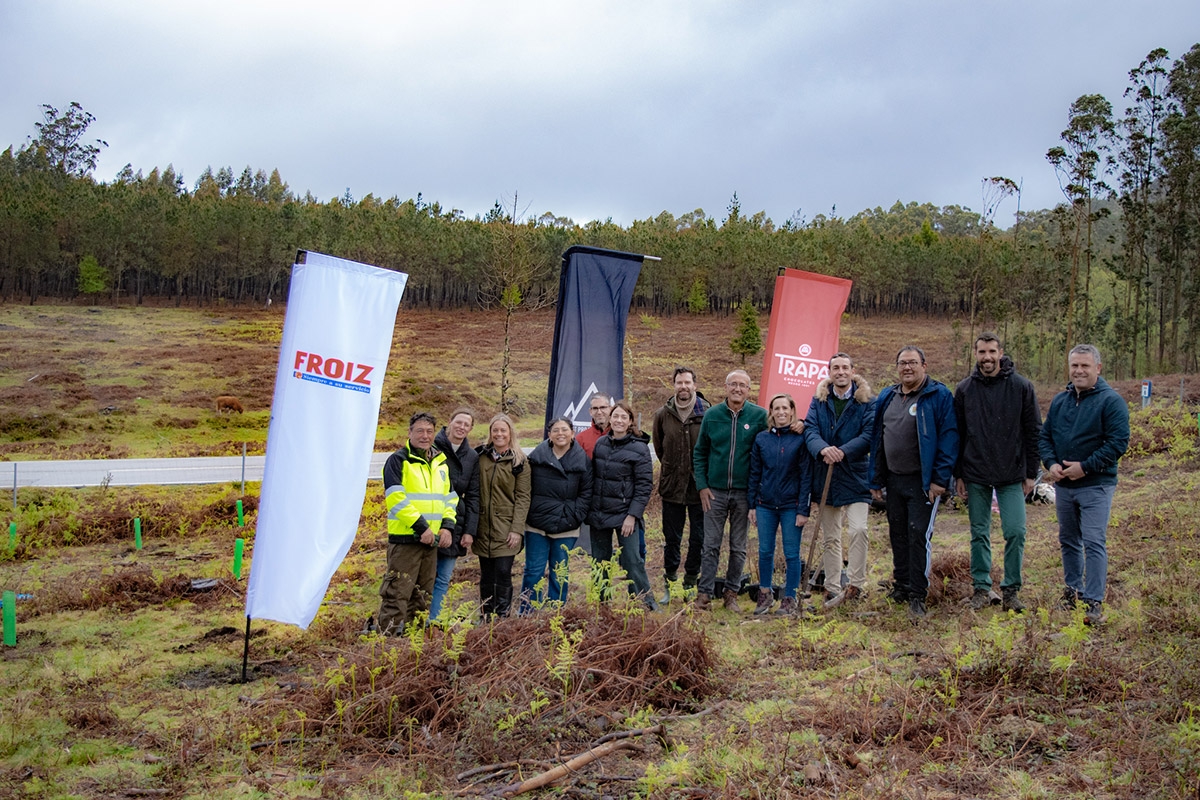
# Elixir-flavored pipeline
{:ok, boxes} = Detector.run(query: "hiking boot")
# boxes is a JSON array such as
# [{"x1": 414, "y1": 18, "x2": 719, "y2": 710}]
[
  {"x1": 887, "y1": 585, "x2": 907, "y2": 605},
  {"x1": 968, "y1": 588, "x2": 991, "y2": 610},
  {"x1": 754, "y1": 590, "x2": 774, "y2": 615},
  {"x1": 908, "y1": 597, "x2": 927, "y2": 619},
  {"x1": 1002, "y1": 587, "x2": 1025, "y2": 613},
  {"x1": 362, "y1": 616, "x2": 379, "y2": 634},
  {"x1": 694, "y1": 592, "x2": 712, "y2": 611},
  {"x1": 823, "y1": 584, "x2": 861, "y2": 610},
  {"x1": 777, "y1": 596, "x2": 798, "y2": 615},
  {"x1": 988, "y1": 588, "x2": 1003, "y2": 605},
  {"x1": 1083, "y1": 600, "x2": 1105, "y2": 626},
  {"x1": 722, "y1": 589, "x2": 742, "y2": 612},
  {"x1": 1060, "y1": 586, "x2": 1081, "y2": 611}
]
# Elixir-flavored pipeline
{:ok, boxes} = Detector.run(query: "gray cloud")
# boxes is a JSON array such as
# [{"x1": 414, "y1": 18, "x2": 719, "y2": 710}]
[{"x1": 2, "y1": 1, "x2": 1197, "y2": 226}]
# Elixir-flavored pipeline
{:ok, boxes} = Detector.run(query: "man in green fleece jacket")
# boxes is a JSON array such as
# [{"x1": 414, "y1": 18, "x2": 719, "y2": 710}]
[
  {"x1": 1038, "y1": 344, "x2": 1130, "y2": 626},
  {"x1": 692, "y1": 369, "x2": 769, "y2": 611}
]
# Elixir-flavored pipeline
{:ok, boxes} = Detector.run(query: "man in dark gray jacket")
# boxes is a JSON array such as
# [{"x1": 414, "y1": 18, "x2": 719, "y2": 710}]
[
  {"x1": 954, "y1": 334, "x2": 1041, "y2": 613},
  {"x1": 652, "y1": 366, "x2": 710, "y2": 601}
]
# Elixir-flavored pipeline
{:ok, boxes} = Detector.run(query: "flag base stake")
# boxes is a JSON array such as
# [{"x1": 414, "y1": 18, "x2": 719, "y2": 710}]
[{"x1": 241, "y1": 615, "x2": 251, "y2": 683}]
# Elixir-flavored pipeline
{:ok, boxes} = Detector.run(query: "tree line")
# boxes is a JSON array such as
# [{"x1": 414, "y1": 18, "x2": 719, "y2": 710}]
[{"x1": 1, "y1": 44, "x2": 1197, "y2": 382}]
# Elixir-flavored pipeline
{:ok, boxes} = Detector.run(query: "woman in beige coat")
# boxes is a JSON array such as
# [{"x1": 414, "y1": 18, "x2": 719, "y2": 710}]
[{"x1": 471, "y1": 413, "x2": 531, "y2": 618}]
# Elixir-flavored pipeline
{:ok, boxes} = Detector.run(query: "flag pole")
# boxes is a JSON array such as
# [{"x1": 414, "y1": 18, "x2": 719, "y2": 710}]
[{"x1": 241, "y1": 615, "x2": 251, "y2": 683}]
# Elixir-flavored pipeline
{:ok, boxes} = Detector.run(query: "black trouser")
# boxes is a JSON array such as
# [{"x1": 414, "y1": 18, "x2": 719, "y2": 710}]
[
  {"x1": 885, "y1": 473, "x2": 935, "y2": 600},
  {"x1": 661, "y1": 500, "x2": 705, "y2": 583},
  {"x1": 478, "y1": 555, "x2": 516, "y2": 618}
]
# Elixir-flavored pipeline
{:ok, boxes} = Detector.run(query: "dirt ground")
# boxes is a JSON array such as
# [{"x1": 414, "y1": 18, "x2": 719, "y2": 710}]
[{"x1": 2, "y1": 302, "x2": 1199, "y2": 798}]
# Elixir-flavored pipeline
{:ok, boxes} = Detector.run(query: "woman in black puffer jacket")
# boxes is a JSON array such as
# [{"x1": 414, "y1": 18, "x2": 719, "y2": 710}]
[
  {"x1": 519, "y1": 417, "x2": 592, "y2": 613},
  {"x1": 588, "y1": 400, "x2": 658, "y2": 610}
]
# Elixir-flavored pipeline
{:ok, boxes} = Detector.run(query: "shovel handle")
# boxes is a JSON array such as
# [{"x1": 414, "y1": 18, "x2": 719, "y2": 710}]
[{"x1": 801, "y1": 462, "x2": 836, "y2": 595}]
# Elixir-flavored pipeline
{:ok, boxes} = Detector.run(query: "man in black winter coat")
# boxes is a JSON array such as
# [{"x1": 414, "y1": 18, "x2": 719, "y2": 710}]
[{"x1": 954, "y1": 333, "x2": 1041, "y2": 613}]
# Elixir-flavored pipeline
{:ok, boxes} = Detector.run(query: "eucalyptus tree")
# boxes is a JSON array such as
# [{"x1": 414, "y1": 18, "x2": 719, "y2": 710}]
[
  {"x1": 1160, "y1": 43, "x2": 1200, "y2": 370},
  {"x1": 1046, "y1": 93, "x2": 1116, "y2": 365},
  {"x1": 31, "y1": 102, "x2": 107, "y2": 178},
  {"x1": 1111, "y1": 49, "x2": 1170, "y2": 375}
]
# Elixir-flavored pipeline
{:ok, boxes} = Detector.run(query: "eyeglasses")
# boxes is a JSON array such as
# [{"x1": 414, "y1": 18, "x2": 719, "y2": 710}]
[
  {"x1": 590, "y1": 405, "x2": 610, "y2": 411},
  {"x1": 725, "y1": 381, "x2": 751, "y2": 389},
  {"x1": 897, "y1": 360, "x2": 922, "y2": 368}
]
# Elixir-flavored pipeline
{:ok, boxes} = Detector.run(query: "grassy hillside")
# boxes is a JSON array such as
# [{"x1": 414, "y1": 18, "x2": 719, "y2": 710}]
[{"x1": 1, "y1": 303, "x2": 1198, "y2": 798}]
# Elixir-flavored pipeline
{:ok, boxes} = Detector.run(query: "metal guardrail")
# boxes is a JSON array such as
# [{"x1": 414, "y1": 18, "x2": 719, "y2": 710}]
[{"x1": 5, "y1": 452, "x2": 393, "y2": 490}]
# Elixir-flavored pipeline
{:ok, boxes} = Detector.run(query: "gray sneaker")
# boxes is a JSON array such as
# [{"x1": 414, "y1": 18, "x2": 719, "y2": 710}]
[
  {"x1": 968, "y1": 588, "x2": 991, "y2": 610},
  {"x1": 1060, "y1": 586, "x2": 1082, "y2": 611},
  {"x1": 1084, "y1": 600, "x2": 1105, "y2": 626}
]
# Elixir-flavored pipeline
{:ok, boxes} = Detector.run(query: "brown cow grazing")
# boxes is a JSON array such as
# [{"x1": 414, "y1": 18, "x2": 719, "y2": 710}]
[{"x1": 215, "y1": 395, "x2": 244, "y2": 414}]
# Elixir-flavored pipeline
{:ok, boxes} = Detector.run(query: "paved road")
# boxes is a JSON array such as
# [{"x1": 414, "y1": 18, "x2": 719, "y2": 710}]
[{"x1": 4, "y1": 453, "x2": 393, "y2": 489}]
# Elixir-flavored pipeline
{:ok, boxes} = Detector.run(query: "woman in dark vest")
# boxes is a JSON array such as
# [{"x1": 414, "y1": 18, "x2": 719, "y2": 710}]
[{"x1": 588, "y1": 400, "x2": 658, "y2": 610}]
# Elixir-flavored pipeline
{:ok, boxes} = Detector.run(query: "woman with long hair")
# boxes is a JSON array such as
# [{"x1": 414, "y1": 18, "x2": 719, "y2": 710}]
[
  {"x1": 588, "y1": 400, "x2": 658, "y2": 610},
  {"x1": 472, "y1": 413, "x2": 531, "y2": 619},
  {"x1": 748, "y1": 393, "x2": 812, "y2": 615},
  {"x1": 520, "y1": 417, "x2": 592, "y2": 612}
]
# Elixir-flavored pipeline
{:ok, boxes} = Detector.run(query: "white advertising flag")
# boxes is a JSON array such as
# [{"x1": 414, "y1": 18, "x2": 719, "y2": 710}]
[{"x1": 246, "y1": 251, "x2": 407, "y2": 628}]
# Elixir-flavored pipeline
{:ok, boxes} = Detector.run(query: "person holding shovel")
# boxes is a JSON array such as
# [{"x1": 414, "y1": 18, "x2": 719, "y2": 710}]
[{"x1": 803, "y1": 353, "x2": 875, "y2": 609}]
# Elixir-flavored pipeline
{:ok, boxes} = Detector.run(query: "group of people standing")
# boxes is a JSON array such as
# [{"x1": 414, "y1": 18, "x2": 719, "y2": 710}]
[
  {"x1": 870, "y1": 337, "x2": 1129, "y2": 624},
  {"x1": 375, "y1": 335, "x2": 1130, "y2": 634},
  {"x1": 375, "y1": 399, "x2": 664, "y2": 634}
]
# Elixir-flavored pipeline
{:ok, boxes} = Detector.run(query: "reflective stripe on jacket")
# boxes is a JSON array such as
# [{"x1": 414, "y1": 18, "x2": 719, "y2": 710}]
[{"x1": 384, "y1": 444, "x2": 458, "y2": 544}]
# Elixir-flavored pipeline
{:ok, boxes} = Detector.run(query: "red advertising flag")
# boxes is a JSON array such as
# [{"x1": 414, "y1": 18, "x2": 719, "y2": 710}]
[{"x1": 759, "y1": 269, "x2": 853, "y2": 411}]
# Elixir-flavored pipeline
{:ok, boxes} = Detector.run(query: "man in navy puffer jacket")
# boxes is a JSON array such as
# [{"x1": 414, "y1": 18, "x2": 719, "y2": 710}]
[{"x1": 804, "y1": 353, "x2": 874, "y2": 609}]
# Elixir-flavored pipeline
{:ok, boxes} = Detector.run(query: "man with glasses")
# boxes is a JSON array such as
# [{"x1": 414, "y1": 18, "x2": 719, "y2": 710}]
[
  {"x1": 692, "y1": 369, "x2": 768, "y2": 611},
  {"x1": 868, "y1": 346, "x2": 957, "y2": 620},
  {"x1": 576, "y1": 392, "x2": 611, "y2": 458}
]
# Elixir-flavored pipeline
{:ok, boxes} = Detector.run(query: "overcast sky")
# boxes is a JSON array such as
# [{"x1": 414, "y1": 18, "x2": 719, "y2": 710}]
[{"x1": 2, "y1": 2, "x2": 1197, "y2": 227}]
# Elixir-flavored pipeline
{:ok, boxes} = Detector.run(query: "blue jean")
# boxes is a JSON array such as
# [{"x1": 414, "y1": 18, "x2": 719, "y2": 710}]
[
  {"x1": 429, "y1": 553, "x2": 458, "y2": 622},
  {"x1": 756, "y1": 506, "x2": 802, "y2": 599},
  {"x1": 1055, "y1": 483, "x2": 1115, "y2": 604},
  {"x1": 520, "y1": 533, "x2": 577, "y2": 612}
]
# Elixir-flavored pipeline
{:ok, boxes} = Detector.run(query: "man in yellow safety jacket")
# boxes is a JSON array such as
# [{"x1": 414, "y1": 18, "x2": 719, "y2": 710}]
[{"x1": 377, "y1": 411, "x2": 458, "y2": 634}]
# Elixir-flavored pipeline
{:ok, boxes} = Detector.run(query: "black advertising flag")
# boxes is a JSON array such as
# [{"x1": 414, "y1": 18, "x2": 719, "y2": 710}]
[{"x1": 544, "y1": 246, "x2": 645, "y2": 434}]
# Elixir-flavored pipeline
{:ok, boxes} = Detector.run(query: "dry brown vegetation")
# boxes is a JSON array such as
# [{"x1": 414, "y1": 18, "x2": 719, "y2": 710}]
[{"x1": 1, "y1": 304, "x2": 1199, "y2": 798}]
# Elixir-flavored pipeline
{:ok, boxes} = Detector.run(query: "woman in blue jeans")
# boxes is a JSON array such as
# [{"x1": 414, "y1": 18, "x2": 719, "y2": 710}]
[
  {"x1": 748, "y1": 394, "x2": 812, "y2": 615},
  {"x1": 520, "y1": 417, "x2": 592, "y2": 612}
]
